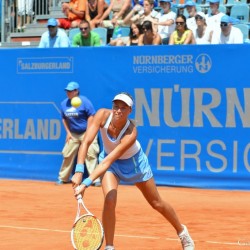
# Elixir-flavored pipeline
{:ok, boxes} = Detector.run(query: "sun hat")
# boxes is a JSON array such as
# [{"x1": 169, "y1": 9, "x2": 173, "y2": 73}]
[
  {"x1": 185, "y1": 0, "x2": 196, "y2": 7},
  {"x1": 65, "y1": 81, "x2": 79, "y2": 91},
  {"x1": 113, "y1": 93, "x2": 133, "y2": 107},
  {"x1": 47, "y1": 18, "x2": 58, "y2": 27},
  {"x1": 195, "y1": 11, "x2": 206, "y2": 19}
]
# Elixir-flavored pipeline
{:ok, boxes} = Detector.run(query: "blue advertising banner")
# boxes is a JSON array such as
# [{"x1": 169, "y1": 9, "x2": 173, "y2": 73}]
[{"x1": 0, "y1": 45, "x2": 249, "y2": 190}]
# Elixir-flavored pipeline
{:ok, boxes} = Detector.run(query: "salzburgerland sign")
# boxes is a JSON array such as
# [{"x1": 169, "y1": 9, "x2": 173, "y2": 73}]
[{"x1": 0, "y1": 45, "x2": 249, "y2": 190}]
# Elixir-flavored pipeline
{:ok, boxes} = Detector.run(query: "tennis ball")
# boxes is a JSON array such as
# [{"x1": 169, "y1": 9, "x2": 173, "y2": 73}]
[{"x1": 71, "y1": 96, "x2": 82, "y2": 108}]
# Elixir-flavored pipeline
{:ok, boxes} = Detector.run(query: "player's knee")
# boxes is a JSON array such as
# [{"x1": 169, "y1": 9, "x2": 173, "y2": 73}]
[
  {"x1": 150, "y1": 200, "x2": 164, "y2": 212},
  {"x1": 104, "y1": 191, "x2": 117, "y2": 210}
]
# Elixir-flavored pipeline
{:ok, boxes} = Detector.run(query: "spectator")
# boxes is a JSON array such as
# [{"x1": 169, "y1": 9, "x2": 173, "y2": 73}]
[
  {"x1": 211, "y1": 15, "x2": 243, "y2": 44},
  {"x1": 184, "y1": 0, "x2": 198, "y2": 31},
  {"x1": 156, "y1": 0, "x2": 176, "y2": 45},
  {"x1": 57, "y1": 81, "x2": 101, "y2": 186},
  {"x1": 126, "y1": 23, "x2": 143, "y2": 45},
  {"x1": 169, "y1": 14, "x2": 195, "y2": 45},
  {"x1": 38, "y1": 18, "x2": 70, "y2": 48},
  {"x1": 16, "y1": 0, "x2": 34, "y2": 31},
  {"x1": 72, "y1": 20, "x2": 101, "y2": 46},
  {"x1": 206, "y1": 0, "x2": 225, "y2": 31},
  {"x1": 98, "y1": 0, "x2": 131, "y2": 28},
  {"x1": 85, "y1": 0, "x2": 108, "y2": 29},
  {"x1": 123, "y1": 0, "x2": 159, "y2": 32},
  {"x1": 138, "y1": 20, "x2": 162, "y2": 45},
  {"x1": 193, "y1": 12, "x2": 213, "y2": 44},
  {"x1": 109, "y1": 23, "x2": 143, "y2": 46},
  {"x1": 58, "y1": 0, "x2": 86, "y2": 29}
]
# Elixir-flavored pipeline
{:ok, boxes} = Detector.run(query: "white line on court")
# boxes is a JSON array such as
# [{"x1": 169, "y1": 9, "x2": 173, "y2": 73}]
[{"x1": 0, "y1": 225, "x2": 244, "y2": 246}]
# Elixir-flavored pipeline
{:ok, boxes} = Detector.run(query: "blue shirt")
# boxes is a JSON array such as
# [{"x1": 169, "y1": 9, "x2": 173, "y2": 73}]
[
  {"x1": 38, "y1": 28, "x2": 70, "y2": 48},
  {"x1": 61, "y1": 95, "x2": 96, "y2": 134}
]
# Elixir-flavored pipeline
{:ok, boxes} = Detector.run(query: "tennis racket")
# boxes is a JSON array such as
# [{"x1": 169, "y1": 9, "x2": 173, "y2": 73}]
[{"x1": 71, "y1": 187, "x2": 104, "y2": 250}]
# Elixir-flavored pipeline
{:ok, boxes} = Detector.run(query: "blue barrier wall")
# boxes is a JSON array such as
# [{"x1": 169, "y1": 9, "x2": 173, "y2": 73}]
[{"x1": 0, "y1": 45, "x2": 250, "y2": 190}]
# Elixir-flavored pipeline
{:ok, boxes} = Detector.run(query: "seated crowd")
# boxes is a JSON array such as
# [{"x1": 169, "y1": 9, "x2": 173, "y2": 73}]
[{"x1": 38, "y1": 0, "x2": 247, "y2": 48}]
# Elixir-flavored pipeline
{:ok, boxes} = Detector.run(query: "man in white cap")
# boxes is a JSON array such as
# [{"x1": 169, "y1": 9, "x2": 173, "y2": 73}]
[
  {"x1": 206, "y1": 0, "x2": 225, "y2": 31},
  {"x1": 211, "y1": 15, "x2": 243, "y2": 44},
  {"x1": 38, "y1": 18, "x2": 70, "y2": 48},
  {"x1": 184, "y1": 1, "x2": 198, "y2": 31},
  {"x1": 56, "y1": 81, "x2": 101, "y2": 186},
  {"x1": 156, "y1": 0, "x2": 176, "y2": 44}
]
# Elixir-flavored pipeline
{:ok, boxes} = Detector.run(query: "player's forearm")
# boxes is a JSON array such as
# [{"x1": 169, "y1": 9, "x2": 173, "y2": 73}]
[{"x1": 77, "y1": 142, "x2": 88, "y2": 164}]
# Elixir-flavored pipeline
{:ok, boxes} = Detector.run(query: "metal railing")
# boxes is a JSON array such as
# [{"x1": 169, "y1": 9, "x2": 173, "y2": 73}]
[{"x1": 1, "y1": 0, "x2": 62, "y2": 43}]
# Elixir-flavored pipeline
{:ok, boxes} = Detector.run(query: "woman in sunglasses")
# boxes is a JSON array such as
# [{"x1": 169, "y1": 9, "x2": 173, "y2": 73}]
[
  {"x1": 193, "y1": 11, "x2": 213, "y2": 44},
  {"x1": 169, "y1": 14, "x2": 195, "y2": 45},
  {"x1": 138, "y1": 20, "x2": 162, "y2": 45}
]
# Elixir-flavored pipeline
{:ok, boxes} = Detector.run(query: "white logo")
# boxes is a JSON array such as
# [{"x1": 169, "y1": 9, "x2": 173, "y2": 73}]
[{"x1": 195, "y1": 54, "x2": 212, "y2": 73}]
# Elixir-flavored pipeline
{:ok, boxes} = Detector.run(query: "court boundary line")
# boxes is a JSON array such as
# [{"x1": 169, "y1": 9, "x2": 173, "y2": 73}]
[{"x1": 0, "y1": 225, "x2": 243, "y2": 246}]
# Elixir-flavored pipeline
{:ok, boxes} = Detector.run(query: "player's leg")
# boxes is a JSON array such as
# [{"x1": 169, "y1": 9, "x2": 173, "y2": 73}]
[
  {"x1": 101, "y1": 171, "x2": 119, "y2": 249},
  {"x1": 136, "y1": 178, "x2": 183, "y2": 233},
  {"x1": 136, "y1": 178, "x2": 194, "y2": 249}
]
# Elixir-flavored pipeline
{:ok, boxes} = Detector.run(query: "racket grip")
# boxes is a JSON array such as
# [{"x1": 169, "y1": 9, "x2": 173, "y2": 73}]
[
  {"x1": 75, "y1": 186, "x2": 82, "y2": 200},
  {"x1": 77, "y1": 194, "x2": 82, "y2": 200}
]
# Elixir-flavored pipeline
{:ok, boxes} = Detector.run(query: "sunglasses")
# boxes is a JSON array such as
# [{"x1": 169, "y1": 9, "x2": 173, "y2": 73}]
[
  {"x1": 176, "y1": 22, "x2": 184, "y2": 26},
  {"x1": 220, "y1": 22, "x2": 228, "y2": 27},
  {"x1": 195, "y1": 16, "x2": 204, "y2": 20},
  {"x1": 79, "y1": 27, "x2": 89, "y2": 31}
]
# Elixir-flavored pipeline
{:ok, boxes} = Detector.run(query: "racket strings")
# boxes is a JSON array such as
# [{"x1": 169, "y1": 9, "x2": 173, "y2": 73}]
[{"x1": 73, "y1": 215, "x2": 103, "y2": 250}]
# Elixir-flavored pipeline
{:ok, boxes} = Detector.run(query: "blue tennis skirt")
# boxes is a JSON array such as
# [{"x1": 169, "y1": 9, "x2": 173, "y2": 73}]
[{"x1": 98, "y1": 148, "x2": 153, "y2": 184}]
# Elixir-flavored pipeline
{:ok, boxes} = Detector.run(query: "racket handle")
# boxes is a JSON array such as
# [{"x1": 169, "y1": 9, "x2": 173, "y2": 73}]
[{"x1": 76, "y1": 186, "x2": 82, "y2": 200}]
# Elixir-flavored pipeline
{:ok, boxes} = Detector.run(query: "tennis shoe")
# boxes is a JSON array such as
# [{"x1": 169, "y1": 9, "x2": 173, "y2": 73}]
[
  {"x1": 104, "y1": 246, "x2": 115, "y2": 250},
  {"x1": 179, "y1": 225, "x2": 195, "y2": 250}
]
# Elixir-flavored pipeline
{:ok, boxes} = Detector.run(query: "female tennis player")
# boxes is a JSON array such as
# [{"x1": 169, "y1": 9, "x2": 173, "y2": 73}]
[{"x1": 71, "y1": 92, "x2": 195, "y2": 250}]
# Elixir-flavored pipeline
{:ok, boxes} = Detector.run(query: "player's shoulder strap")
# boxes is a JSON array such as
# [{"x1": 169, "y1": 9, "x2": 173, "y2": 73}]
[{"x1": 116, "y1": 119, "x2": 130, "y2": 141}]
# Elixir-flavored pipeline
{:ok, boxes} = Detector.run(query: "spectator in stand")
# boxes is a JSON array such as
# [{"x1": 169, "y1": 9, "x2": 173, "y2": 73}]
[
  {"x1": 211, "y1": 15, "x2": 243, "y2": 44},
  {"x1": 123, "y1": 0, "x2": 159, "y2": 32},
  {"x1": 206, "y1": 0, "x2": 225, "y2": 31},
  {"x1": 155, "y1": 0, "x2": 176, "y2": 45},
  {"x1": 97, "y1": 0, "x2": 131, "y2": 28},
  {"x1": 138, "y1": 20, "x2": 162, "y2": 45},
  {"x1": 192, "y1": 12, "x2": 213, "y2": 44},
  {"x1": 72, "y1": 20, "x2": 101, "y2": 46},
  {"x1": 85, "y1": 0, "x2": 108, "y2": 29},
  {"x1": 169, "y1": 14, "x2": 195, "y2": 45},
  {"x1": 38, "y1": 18, "x2": 70, "y2": 48},
  {"x1": 16, "y1": 0, "x2": 34, "y2": 31},
  {"x1": 58, "y1": 0, "x2": 86, "y2": 29},
  {"x1": 126, "y1": 23, "x2": 143, "y2": 45},
  {"x1": 184, "y1": 0, "x2": 198, "y2": 31},
  {"x1": 109, "y1": 23, "x2": 143, "y2": 46}
]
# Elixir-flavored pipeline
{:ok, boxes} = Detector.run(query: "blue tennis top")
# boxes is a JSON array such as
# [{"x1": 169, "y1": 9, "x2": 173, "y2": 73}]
[{"x1": 61, "y1": 95, "x2": 96, "y2": 134}]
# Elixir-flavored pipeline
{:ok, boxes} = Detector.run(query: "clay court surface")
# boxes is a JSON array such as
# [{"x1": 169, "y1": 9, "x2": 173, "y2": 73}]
[{"x1": 0, "y1": 180, "x2": 250, "y2": 250}]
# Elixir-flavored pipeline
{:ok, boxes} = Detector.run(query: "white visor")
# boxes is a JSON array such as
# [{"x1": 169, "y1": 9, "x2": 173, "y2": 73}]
[{"x1": 112, "y1": 94, "x2": 133, "y2": 107}]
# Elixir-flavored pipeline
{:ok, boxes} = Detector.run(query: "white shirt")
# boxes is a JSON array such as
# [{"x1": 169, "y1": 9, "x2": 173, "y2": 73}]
[
  {"x1": 157, "y1": 11, "x2": 176, "y2": 39},
  {"x1": 38, "y1": 28, "x2": 70, "y2": 48},
  {"x1": 193, "y1": 26, "x2": 213, "y2": 44},
  {"x1": 187, "y1": 16, "x2": 197, "y2": 31},
  {"x1": 211, "y1": 26, "x2": 243, "y2": 44},
  {"x1": 100, "y1": 114, "x2": 141, "y2": 159},
  {"x1": 206, "y1": 12, "x2": 225, "y2": 32}
]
